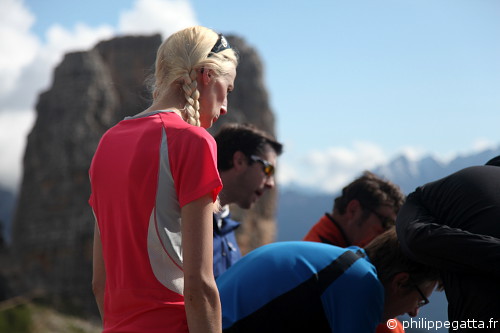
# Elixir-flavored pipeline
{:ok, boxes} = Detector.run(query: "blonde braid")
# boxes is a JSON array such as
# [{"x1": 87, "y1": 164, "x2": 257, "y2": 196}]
[{"x1": 181, "y1": 69, "x2": 201, "y2": 126}]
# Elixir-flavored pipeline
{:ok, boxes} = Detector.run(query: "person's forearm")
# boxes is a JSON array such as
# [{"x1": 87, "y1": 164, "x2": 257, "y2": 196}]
[
  {"x1": 181, "y1": 195, "x2": 222, "y2": 332},
  {"x1": 397, "y1": 194, "x2": 500, "y2": 275},
  {"x1": 184, "y1": 274, "x2": 222, "y2": 333},
  {"x1": 92, "y1": 283, "x2": 105, "y2": 320}
]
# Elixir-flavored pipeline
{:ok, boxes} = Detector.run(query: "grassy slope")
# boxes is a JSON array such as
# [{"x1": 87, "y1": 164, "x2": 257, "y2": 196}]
[{"x1": 0, "y1": 301, "x2": 101, "y2": 333}]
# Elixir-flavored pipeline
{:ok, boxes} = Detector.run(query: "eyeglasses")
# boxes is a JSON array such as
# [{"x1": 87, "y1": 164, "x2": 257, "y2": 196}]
[
  {"x1": 250, "y1": 155, "x2": 275, "y2": 177},
  {"x1": 367, "y1": 208, "x2": 395, "y2": 230},
  {"x1": 413, "y1": 284, "x2": 430, "y2": 308}
]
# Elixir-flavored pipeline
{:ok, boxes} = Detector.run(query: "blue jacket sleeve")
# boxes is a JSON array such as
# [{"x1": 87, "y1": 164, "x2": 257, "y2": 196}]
[{"x1": 320, "y1": 260, "x2": 384, "y2": 333}]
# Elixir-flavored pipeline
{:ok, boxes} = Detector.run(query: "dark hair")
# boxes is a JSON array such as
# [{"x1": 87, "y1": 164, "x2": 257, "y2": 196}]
[
  {"x1": 333, "y1": 171, "x2": 405, "y2": 215},
  {"x1": 215, "y1": 123, "x2": 283, "y2": 171},
  {"x1": 365, "y1": 228, "x2": 441, "y2": 287},
  {"x1": 485, "y1": 155, "x2": 500, "y2": 167}
]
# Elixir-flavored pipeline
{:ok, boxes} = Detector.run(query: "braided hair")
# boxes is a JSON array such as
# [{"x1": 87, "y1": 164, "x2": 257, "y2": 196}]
[
  {"x1": 181, "y1": 68, "x2": 201, "y2": 126},
  {"x1": 152, "y1": 26, "x2": 238, "y2": 126}
]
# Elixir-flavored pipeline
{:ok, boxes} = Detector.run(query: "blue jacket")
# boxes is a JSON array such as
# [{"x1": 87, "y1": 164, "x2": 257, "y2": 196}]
[
  {"x1": 213, "y1": 208, "x2": 242, "y2": 279},
  {"x1": 217, "y1": 242, "x2": 383, "y2": 333}
]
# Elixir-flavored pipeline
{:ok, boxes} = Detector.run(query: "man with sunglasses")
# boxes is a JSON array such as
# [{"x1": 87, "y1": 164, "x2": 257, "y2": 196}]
[
  {"x1": 303, "y1": 171, "x2": 406, "y2": 333},
  {"x1": 212, "y1": 123, "x2": 283, "y2": 278},
  {"x1": 217, "y1": 228, "x2": 439, "y2": 333},
  {"x1": 396, "y1": 157, "x2": 500, "y2": 332}
]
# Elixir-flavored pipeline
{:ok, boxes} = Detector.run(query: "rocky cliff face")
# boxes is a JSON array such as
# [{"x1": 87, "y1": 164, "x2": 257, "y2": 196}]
[
  {"x1": 7, "y1": 33, "x2": 278, "y2": 317},
  {"x1": 0, "y1": 185, "x2": 15, "y2": 244}
]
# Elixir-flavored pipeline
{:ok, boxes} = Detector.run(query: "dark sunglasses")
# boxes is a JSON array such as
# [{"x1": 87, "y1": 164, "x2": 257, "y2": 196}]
[
  {"x1": 367, "y1": 208, "x2": 395, "y2": 230},
  {"x1": 413, "y1": 284, "x2": 430, "y2": 308},
  {"x1": 250, "y1": 155, "x2": 275, "y2": 177}
]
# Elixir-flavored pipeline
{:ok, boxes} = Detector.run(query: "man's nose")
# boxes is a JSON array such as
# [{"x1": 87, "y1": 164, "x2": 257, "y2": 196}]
[
  {"x1": 264, "y1": 175, "x2": 275, "y2": 188},
  {"x1": 407, "y1": 307, "x2": 420, "y2": 318}
]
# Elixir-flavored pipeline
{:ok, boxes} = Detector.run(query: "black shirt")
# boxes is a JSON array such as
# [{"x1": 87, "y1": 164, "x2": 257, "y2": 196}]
[{"x1": 396, "y1": 166, "x2": 500, "y2": 325}]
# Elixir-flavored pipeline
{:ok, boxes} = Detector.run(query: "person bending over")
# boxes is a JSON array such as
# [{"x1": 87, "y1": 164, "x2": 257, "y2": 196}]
[
  {"x1": 218, "y1": 228, "x2": 439, "y2": 333},
  {"x1": 396, "y1": 157, "x2": 500, "y2": 332}
]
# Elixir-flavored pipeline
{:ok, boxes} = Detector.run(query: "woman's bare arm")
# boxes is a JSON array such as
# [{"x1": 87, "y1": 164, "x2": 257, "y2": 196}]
[{"x1": 182, "y1": 194, "x2": 221, "y2": 333}]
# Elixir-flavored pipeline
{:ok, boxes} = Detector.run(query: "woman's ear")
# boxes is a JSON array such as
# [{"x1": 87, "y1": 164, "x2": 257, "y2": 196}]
[{"x1": 202, "y1": 68, "x2": 212, "y2": 85}]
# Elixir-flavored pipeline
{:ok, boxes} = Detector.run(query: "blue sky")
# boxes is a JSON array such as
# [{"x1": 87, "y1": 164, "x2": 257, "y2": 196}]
[{"x1": 1, "y1": 0, "x2": 499, "y2": 192}]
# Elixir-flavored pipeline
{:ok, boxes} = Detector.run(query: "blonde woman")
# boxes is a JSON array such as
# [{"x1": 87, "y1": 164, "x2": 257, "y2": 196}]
[{"x1": 90, "y1": 26, "x2": 238, "y2": 333}]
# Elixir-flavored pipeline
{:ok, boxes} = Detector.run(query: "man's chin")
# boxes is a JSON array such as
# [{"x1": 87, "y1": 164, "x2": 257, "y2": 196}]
[{"x1": 238, "y1": 201, "x2": 253, "y2": 210}]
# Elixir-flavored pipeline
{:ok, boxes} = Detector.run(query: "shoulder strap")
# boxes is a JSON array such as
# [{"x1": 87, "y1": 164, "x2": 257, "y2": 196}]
[{"x1": 317, "y1": 250, "x2": 363, "y2": 293}]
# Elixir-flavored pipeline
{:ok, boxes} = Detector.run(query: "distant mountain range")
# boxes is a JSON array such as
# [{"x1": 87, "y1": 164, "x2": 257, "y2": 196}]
[
  {"x1": 276, "y1": 146, "x2": 500, "y2": 332},
  {"x1": 373, "y1": 145, "x2": 500, "y2": 194},
  {"x1": 1, "y1": 144, "x2": 499, "y2": 247},
  {"x1": 277, "y1": 144, "x2": 500, "y2": 242}
]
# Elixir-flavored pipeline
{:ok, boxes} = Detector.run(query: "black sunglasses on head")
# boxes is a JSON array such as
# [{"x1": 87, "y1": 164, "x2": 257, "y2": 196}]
[
  {"x1": 209, "y1": 33, "x2": 231, "y2": 55},
  {"x1": 250, "y1": 155, "x2": 275, "y2": 177}
]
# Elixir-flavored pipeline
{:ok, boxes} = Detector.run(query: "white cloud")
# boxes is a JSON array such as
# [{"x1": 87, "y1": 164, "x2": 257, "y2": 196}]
[
  {"x1": 0, "y1": 0, "x2": 39, "y2": 99},
  {"x1": 0, "y1": 110, "x2": 35, "y2": 191},
  {"x1": 3, "y1": 23, "x2": 116, "y2": 111},
  {"x1": 278, "y1": 141, "x2": 389, "y2": 193},
  {"x1": 471, "y1": 137, "x2": 496, "y2": 152},
  {"x1": 0, "y1": 0, "x2": 199, "y2": 112},
  {"x1": 44, "y1": 23, "x2": 115, "y2": 60},
  {"x1": 0, "y1": 1, "x2": 117, "y2": 192},
  {"x1": 0, "y1": 0, "x2": 200, "y2": 191},
  {"x1": 431, "y1": 138, "x2": 499, "y2": 164},
  {"x1": 118, "y1": 0, "x2": 198, "y2": 38},
  {"x1": 278, "y1": 139, "x2": 500, "y2": 194},
  {"x1": 398, "y1": 146, "x2": 426, "y2": 161}
]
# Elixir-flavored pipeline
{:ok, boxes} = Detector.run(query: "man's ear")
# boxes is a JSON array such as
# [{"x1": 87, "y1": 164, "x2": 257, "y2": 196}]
[
  {"x1": 390, "y1": 272, "x2": 410, "y2": 295},
  {"x1": 232, "y1": 151, "x2": 247, "y2": 171},
  {"x1": 345, "y1": 199, "x2": 361, "y2": 219}
]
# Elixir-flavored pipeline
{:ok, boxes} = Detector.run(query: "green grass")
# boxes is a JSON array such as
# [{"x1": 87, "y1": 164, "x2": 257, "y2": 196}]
[
  {"x1": 0, "y1": 301, "x2": 100, "y2": 333},
  {"x1": 0, "y1": 303, "x2": 32, "y2": 333}
]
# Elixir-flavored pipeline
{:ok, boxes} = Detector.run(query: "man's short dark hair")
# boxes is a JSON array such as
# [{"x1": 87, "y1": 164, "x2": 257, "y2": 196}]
[
  {"x1": 365, "y1": 228, "x2": 441, "y2": 287},
  {"x1": 215, "y1": 123, "x2": 283, "y2": 171},
  {"x1": 333, "y1": 171, "x2": 405, "y2": 214},
  {"x1": 485, "y1": 155, "x2": 500, "y2": 167}
]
